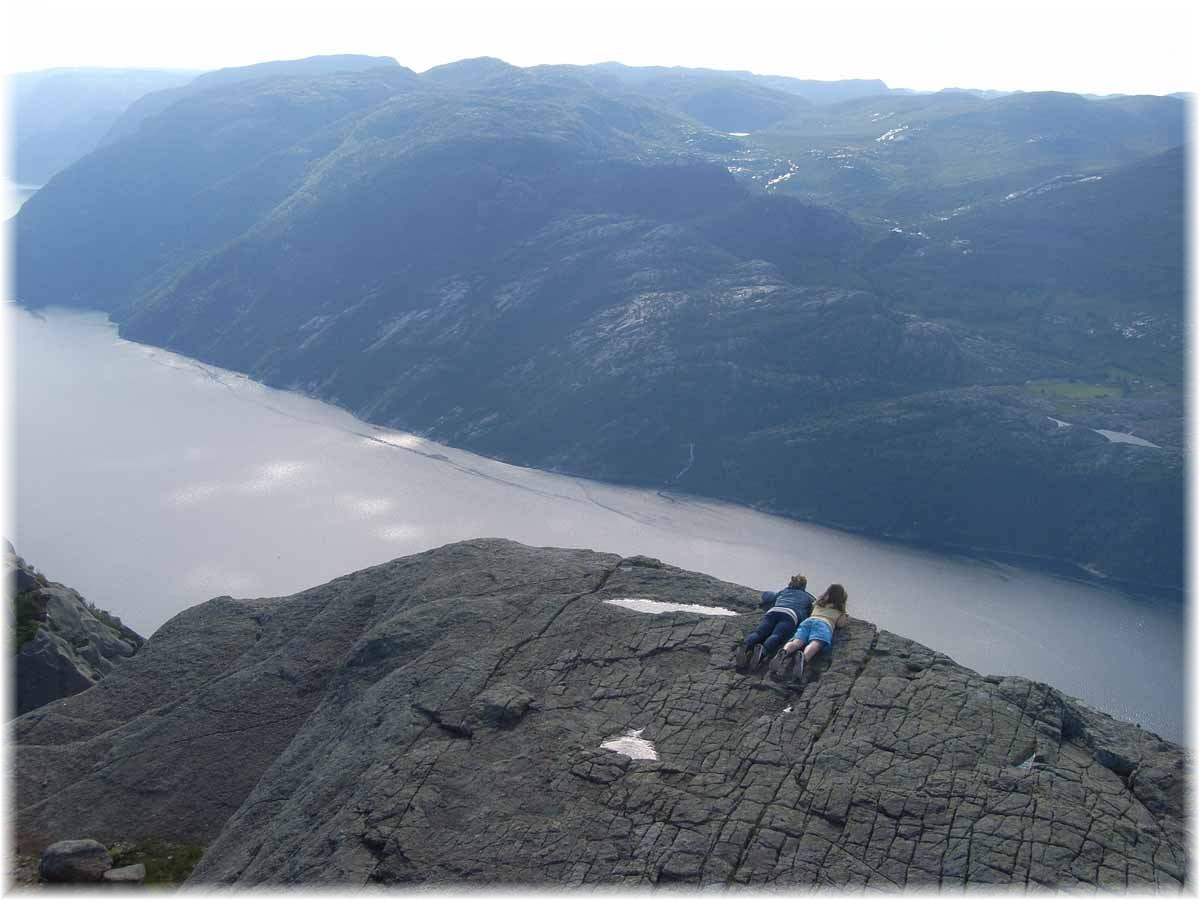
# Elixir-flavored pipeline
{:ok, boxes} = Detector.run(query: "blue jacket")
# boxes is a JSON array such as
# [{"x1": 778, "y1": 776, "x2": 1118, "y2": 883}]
[{"x1": 760, "y1": 587, "x2": 815, "y2": 624}]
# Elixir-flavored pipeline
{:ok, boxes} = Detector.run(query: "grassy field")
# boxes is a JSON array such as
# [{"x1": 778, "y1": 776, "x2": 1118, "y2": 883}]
[
  {"x1": 1026, "y1": 379, "x2": 1123, "y2": 402},
  {"x1": 1025, "y1": 378, "x2": 1128, "y2": 417}
]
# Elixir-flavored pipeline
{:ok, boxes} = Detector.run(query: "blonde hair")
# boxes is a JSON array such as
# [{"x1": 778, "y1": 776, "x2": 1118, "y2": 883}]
[{"x1": 815, "y1": 584, "x2": 847, "y2": 613}]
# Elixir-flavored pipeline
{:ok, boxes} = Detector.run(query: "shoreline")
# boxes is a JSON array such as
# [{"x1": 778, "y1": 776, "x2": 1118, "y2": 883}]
[{"x1": 30, "y1": 300, "x2": 1185, "y2": 602}]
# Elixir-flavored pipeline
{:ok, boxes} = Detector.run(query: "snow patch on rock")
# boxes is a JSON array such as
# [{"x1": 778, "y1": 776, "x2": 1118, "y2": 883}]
[
  {"x1": 1093, "y1": 429, "x2": 1161, "y2": 448},
  {"x1": 601, "y1": 728, "x2": 658, "y2": 760},
  {"x1": 1005, "y1": 174, "x2": 1103, "y2": 202},
  {"x1": 603, "y1": 598, "x2": 739, "y2": 617}
]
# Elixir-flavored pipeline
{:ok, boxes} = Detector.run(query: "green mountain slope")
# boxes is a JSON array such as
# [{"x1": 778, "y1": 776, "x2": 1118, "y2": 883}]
[
  {"x1": 869, "y1": 147, "x2": 1186, "y2": 382},
  {"x1": 16, "y1": 66, "x2": 421, "y2": 311}
]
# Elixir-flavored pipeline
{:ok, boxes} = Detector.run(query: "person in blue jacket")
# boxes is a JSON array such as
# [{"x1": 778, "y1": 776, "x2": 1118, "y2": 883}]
[{"x1": 734, "y1": 574, "x2": 815, "y2": 672}]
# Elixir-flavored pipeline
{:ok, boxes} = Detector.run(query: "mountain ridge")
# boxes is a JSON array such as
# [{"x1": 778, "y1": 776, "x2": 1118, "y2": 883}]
[{"x1": 98, "y1": 54, "x2": 406, "y2": 147}]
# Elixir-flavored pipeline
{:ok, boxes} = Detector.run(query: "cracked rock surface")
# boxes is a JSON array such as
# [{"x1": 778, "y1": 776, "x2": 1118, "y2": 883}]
[{"x1": 13, "y1": 539, "x2": 1186, "y2": 888}]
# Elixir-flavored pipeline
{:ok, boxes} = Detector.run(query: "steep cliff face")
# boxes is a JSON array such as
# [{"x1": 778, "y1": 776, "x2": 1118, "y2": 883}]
[
  {"x1": 8, "y1": 543, "x2": 143, "y2": 715},
  {"x1": 13, "y1": 540, "x2": 1185, "y2": 888}
]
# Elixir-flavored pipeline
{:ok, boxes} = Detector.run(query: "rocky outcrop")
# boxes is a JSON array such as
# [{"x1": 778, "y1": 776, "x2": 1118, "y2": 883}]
[
  {"x1": 12, "y1": 540, "x2": 1186, "y2": 888},
  {"x1": 8, "y1": 543, "x2": 143, "y2": 715}
]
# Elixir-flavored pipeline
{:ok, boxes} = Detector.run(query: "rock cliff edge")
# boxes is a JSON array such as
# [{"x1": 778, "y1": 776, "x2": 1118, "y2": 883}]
[{"x1": 13, "y1": 539, "x2": 1186, "y2": 888}]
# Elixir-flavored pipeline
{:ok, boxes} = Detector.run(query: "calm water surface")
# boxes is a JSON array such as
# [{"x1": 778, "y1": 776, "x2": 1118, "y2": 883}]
[{"x1": 11, "y1": 306, "x2": 1186, "y2": 743}]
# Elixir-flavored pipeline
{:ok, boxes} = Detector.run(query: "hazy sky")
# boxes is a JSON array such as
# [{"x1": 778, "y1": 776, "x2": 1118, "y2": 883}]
[{"x1": 3, "y1": 0, "x2": 1195, "y2": 96}]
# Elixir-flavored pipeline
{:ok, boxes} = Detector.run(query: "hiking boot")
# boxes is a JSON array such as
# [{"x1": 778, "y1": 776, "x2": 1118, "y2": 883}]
[
  {"x1": 734, "y1": 642, "x2": 751, "y2": 672},
  {"x1": 769, "y1": 649, "x2": 794, "y2": 682},
  {"x1": 749, "y1": 644, "x2": 766, "y2": 671}
]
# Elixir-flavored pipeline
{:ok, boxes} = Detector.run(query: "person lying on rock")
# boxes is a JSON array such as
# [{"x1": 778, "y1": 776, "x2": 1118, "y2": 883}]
[
  {"x1": 771, "y1": 584, "x2": 849, "y2": 682},
  {"x1": 735, "y1": 574, "x2": 815, "y2": 672}
]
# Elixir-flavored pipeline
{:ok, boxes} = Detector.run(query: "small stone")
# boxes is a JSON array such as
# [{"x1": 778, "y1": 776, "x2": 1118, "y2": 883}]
[
  {"x1": 103, "y1": 863, "x2": 147, "y2": 883},
  {"x1": 39, "y1": 839, "x2": 112, "y2": 883}
]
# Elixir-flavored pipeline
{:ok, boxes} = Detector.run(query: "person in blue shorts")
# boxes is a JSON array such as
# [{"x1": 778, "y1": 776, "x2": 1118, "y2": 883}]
[
  {"x1": 735, "y1": 574, "x2": 815, "y2": 672},
  {"x1": 772, "y1": 584, "x2": 848, "y2": 682}
]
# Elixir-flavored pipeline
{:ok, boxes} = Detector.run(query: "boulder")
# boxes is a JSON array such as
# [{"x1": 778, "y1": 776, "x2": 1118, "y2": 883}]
[
  {"x1": 12, "y1": 540, "x2": 1188, "y2": 888},
  {"x1": 16, "y1": 628, "x2": 97, "y2": 712},
  {"x1": 38, "y1": 839, "x2": 111, "y2": 883}
]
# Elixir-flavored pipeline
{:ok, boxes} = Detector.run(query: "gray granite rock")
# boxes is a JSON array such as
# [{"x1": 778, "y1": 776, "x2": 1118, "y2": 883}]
[
  {"x1": 12, "y1": 540, "x2": 1187, "y2": 888},
  {"x1": 38, "y1": 838, "x2": 111, "y2": 882},
  {"x1": 16, "y1": 628, "x2": 97, "y2": 711}
]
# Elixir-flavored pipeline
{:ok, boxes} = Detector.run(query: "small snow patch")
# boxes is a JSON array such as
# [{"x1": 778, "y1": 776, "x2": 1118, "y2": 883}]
[
  {"x1": 1005, "y1": 174, "x2": 1105, "y2": 202},
  {"x1": 601, "y1": 728, "x2": 658, "y2": 760},
  {"x1": 1093, "y1": 429, "x2": 1161, "y2": 448},
  {"x1": 727, "y1": 132, "x2": 751, "y2": 137},
  {"x1": 604, "y1": 598, "x2": 738, "y2": 616},
  {"x1": 765, "y1": 161, "x2": 799, "y2": 189},
  {"x1": 876, "y1": 125, "x2": 909, "y2": 142},
  {"x1": 1047, "y1": 417, "x2": 1072, "y2": 429}
]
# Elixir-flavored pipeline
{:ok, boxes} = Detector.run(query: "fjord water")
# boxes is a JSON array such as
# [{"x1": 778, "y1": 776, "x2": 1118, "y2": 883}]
[{"x1": 12, "y1": 306, "x2": 1184, "y2": 743}]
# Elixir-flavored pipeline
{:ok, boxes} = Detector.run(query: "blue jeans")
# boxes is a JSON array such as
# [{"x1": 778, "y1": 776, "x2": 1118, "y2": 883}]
[
  {"x1": 744, "y1": 611, "x2": 795, "y2": 654},
  {"x1": 792, "y1": 617, "x2": 835, "y2": 649}
]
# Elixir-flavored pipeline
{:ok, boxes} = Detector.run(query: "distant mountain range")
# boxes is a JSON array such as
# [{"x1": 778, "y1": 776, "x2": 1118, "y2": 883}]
[
  {"x1": 11, "y1": 67, "x2": 199, "y2": 184},
  {"x1": 13, "y1": 55, "x2": 1186, "y2": 587},
  {"x1": 12, "y1": 57, "x2": 1184, "y2": 188}
]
